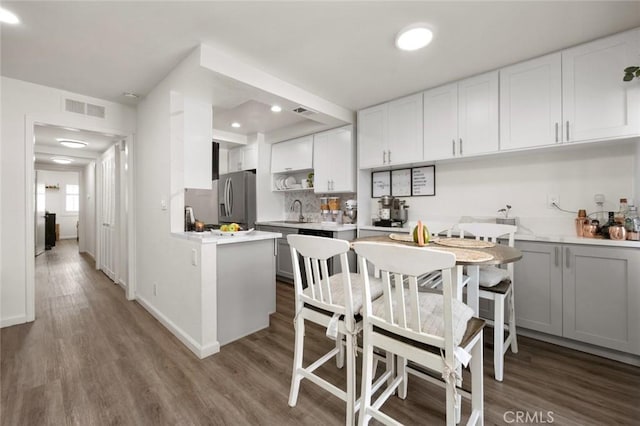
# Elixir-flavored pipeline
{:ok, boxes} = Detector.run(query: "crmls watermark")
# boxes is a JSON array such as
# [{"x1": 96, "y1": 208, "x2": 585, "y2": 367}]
[{"x1": 503, "y1": 410, "x2": 555, "y2": 424}]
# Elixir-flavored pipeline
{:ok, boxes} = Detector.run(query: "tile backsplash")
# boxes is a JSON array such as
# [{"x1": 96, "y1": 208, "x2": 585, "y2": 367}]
[{"x1": 284, "y1": 191, "x2": 356, "y2": 222}]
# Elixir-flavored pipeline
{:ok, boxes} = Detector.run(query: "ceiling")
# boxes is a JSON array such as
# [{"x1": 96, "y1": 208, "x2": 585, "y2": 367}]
[
  {"x1": 34, "y1": 124, "x2": 121, "y2": 168},
  {"x1": 2, "y1": 1, "x2": 639, "y2": 136}
]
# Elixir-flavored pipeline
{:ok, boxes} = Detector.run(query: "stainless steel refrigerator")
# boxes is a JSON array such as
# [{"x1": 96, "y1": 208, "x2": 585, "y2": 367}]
[{"x1": 218, "y1": 170, "x2": 256, "y2": 228}]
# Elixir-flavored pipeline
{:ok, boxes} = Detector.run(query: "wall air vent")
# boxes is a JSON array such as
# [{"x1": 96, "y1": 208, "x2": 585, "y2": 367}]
[
  {"x1": 64, "y1": 98, "x2": 106, "y2": 119},
  {"x1": 65, "y1": 98, "x2": 86, "y2": 114},
  {"x1": 86, "y1": 103, "x2": 106, "y2": 119},
  {"x1": 292, "y1": 106, "x2": 317, "y2": 116}
]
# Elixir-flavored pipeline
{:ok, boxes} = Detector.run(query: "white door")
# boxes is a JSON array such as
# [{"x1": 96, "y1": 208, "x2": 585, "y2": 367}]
[
  {"x1": 500, "y1": 52, "x2": 562, "y2": 150},
  {"x1": 423, "y1": 83, "x2": 458, "y2": 161},
  {"x1": 458, "y1": 70, "x2": 499, "y2": 156},
  {"x1": 34, "y1": 170, "x2": 46, "y2": 256},
  {"x1": 99, "y1": 147, "x2": 117, "y2": 281},
  {"x1": 562, "y1": 29, "x2": 640, "y2": 142},
  {"x1": 387, "y1": 93, "x2": 423, "y2": 166}
]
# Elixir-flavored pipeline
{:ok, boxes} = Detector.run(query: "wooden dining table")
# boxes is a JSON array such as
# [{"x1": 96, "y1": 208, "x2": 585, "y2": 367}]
[{"x1": 351, "y1": 235, "x2": 523, "y2": 315}]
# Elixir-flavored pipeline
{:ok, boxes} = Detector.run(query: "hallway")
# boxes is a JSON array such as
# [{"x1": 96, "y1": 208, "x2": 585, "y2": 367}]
[{"x1": 2, "y1": 240, "x2": 640, "y2": 425}]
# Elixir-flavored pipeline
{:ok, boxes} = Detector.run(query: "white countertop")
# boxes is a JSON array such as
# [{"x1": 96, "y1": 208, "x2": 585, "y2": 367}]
[
  {"x1": 256, "y1": 221, "x2": 357, "y2": 232},
  {"x1": 358, "y1": 225, "x2": 640, "y2": 248},
  {"x1": 172, "y1": 230, "x2": 282, "y2": 245}
]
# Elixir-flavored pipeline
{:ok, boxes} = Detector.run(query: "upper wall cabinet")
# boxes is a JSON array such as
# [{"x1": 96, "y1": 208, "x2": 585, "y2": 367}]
[
  {"x1": 228, "y1": 144, "x2": 258, "y2": 172},
  {"x1": 423, "y1": 71, "x2": 499, "y2": 161},
  {"x1": 313, "y1": 125, "x2": 355, "y2": 193},
  {"x1": 562, "y1": 29, "x2": 640, "y2": 143},
  {"x1": 500, "y1": 53, "x2": 563, "y2": 150},
  {"x1": 182, "y1": 98, "x2": 213, "y2": 189},
  {"x1": 358, "y1": 93, "x2": 423, "y2": 169},
  {"x1": 271, "y1": 135, "x2": 313, "y2": 173}
]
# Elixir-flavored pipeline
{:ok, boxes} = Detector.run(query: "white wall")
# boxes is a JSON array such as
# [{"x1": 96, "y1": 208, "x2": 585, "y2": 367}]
[
  {"x1": 135, "y1": 47, "x2": 219, "y2": 357},
  {"x1": 36, "y1": 170, "x2": 80, "y2": 239},
  {"x1": 0, "y1": 77, "x2": 135, "y2": 327},
  {"x1": 359, "y1": 140, "x2": 638, "y2": 236}
]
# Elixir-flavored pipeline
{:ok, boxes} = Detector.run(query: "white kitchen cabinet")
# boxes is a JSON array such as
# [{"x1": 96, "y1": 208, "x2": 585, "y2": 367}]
[
  {"x1": 514, "y1": 241, "x2": 563, "y2": 336},
  {"x1": 271, "y1": 135, "x2": 313, "y2": 173},
  {"x1": 228, "y1": 144, "x2": 258, "y2": 172},
  {"x1": 514, "y1": 241, "x2": 640, "y2": 355},
  {"x1": 313, "y1": 125, "x2": 355, "y2": 193},
  {"x1": 423, "y1": 71, "x2": 499, "y2": 161},
  {"x1": 562, "y1": 29, "x2": 640, "y2": 143},
  {"x1": 500, "y1": 53, "x2": 563, "y2": 150},
  {"x1": 358, "y1": 93, "x2": 423, "y2": 169},
  {"x1": 562, "y1": 245, "x2": 640, "y2": 354}
]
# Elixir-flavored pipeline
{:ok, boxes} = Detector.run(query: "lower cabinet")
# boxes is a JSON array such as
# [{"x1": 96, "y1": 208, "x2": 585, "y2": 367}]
[
  {"x1": 515, "y1": 241, "x2": 640, "y2": 355},
  {"x1": 256, "y1": 225, "x2": 356, "y2": 283},
  {"x1": 256, "y1": 225, "x2": 297, "y2": 282}
]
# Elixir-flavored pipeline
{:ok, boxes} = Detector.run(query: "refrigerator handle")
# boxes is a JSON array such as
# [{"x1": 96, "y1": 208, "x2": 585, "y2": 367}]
[
  {"x1": 223, "y1": 178, "x2": 228, "y2": 217},
  {"x1": 228, "y1": 179, "x2": 234, "y2": 216}
]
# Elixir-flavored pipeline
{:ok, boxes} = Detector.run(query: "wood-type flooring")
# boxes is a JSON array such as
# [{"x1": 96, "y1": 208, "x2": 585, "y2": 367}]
[{"x1": 2, "y1": 240, "x2": 639, "y2": 425}]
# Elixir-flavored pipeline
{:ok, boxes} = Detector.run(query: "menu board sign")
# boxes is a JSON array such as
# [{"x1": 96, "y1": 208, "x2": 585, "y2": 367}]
[{"x1": 411, "y1": 166, "x2": 436, "y2": 196}]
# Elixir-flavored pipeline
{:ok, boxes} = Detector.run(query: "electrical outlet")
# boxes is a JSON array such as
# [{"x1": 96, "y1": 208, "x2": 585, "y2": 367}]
[
  {"x1": 153, "y1": 283, "x2": 158, "y2": 296},
  {"x1": 160, "y1": 199, "x2": 167, "y2": 210},
  {"x1": 191, "y1": 249, "x2": 198, "y2": 266},
  {"x1": 547, "y1": 194, "x2": 559, "y2": 209}
]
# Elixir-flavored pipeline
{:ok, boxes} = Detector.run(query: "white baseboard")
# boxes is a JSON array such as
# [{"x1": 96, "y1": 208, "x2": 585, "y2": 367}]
[
  {"x1": 517, "y1": 327, "x2": 640, "y2": 367},
  {"x1": 1, "y1": 314, "x2": 28, "y2": 328},
  {"x1": 117, "y1": 279, "x2": 128, "y2": 291},
  {"x1": 136, "y1": 296, "x2": 220, "y2": 359},
  {"x1": 60, "y1": 236, "x2": 77, "y2": 240}
]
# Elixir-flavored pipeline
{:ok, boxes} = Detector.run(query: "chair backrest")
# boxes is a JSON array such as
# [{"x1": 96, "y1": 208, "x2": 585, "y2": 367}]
[
  {"x1": 458, "y1": 222, "x2": 517, "y2": 277},
  {"x1": 287, "y1": 234, "x2": 354, "y2": 317},
  {"x1": 425, "y1": 221, "x2": 454, "y2": 238},
  {"x1": 353, "y1": 241, "x2": 458, "y2": 354},
  {"x1": 458, "y1": 223, "x2": 516, "y2": 247}
]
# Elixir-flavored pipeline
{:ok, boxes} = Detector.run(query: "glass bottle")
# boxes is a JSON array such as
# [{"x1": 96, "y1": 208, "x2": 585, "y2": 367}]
[
  {"x1": 615, "y1": 198, "x2": 628, "y2": 225},
  {"x1": 600, "y1": 212, "x2": 615, "y2": 239},
  {"x1": 625, "y1": 206, "x2": 640, "y2": 241}
]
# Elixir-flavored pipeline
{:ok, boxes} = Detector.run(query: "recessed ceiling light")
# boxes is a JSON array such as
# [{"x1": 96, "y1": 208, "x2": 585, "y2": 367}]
[
  {"x1": 57, "y1": 138, "x2": 88, "y2": 148},
  {"x1": 395, "y1": 24, "x2": 433, "y2": 51},
  {"x1": 123, "y1": 92, "x2": 139, "y2": 99},
  {"x1": 51, "y1": 157, "x2": 73, "y2": 165},
  {"x1": 271, "y1": 105, "x2": 282, "y2": 113},
  {"x1": 231, "y1": 122, "x2": 241, "y2": 128},
  {"x1": 0, "y1": 7, "x2": 20, "y2": 24}
]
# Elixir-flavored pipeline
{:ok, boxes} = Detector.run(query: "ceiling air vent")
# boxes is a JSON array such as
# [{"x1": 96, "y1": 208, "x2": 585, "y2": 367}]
[
  {"x1": 86, "y1": 103, "x2": 106, "y2": 119},
  {"x1": 292, "y1": 106, "x2": 317, "y2": 116},
  {"x1": 65, "y1": 98, "x2": 86, "y2": 114}
]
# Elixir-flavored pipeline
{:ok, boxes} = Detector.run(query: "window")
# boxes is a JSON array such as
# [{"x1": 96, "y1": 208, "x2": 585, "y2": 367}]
[{"x1": 66, "y1": 184, "x2": 79, "y2": 212}]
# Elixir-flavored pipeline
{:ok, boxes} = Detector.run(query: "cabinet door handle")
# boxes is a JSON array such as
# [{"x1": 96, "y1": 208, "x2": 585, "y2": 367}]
[
  {"x1": 452, "y1": 139, "x2": 456, "y2": 156},
  {"x1": 388, "y1": 150, "x2": 391, "y2": 163},
  {"x1": 565, "y1": 247, "x2": 570, "y2": 268},
  {"x1": 331, "y1": 180, "x2": 334, "y2": 190},
  {"x1": 566, "y1": 121, "x2": 570, "y2": 141},
  {"x1": 285, "y1": 167, "x2": 292, "y2": 171},
  {"x1": 555, "y1": 122, "x2": 559, "y2": 143},
  {"x1": 459, "y1": 138, "x2": 463, "y2": 155},
  {"x1": 382, "y1": 151, "x2": 386, "y2": 164},
  {"x1": 554, "y1": 246, "x2": 560, "y2": 267}
]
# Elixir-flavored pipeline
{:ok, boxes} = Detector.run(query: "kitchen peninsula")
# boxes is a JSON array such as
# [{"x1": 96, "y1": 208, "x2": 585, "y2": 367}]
[{"x1": 141, "y1": 230, "x2": 281, "y2": 359}]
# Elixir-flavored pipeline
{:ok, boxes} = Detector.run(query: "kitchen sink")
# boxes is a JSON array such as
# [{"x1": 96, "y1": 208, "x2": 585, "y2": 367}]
[{"x1": 282, "y1": 220, "x2": 306, "y2": 224}]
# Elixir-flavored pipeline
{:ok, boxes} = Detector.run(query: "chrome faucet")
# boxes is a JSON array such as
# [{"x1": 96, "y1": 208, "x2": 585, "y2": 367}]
[{"x1": 291, "y1": 199, "x2": 304, "y2": 222}]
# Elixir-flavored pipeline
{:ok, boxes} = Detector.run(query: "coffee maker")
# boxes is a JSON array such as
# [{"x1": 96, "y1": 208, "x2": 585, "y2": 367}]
[{"x1": 374, "y1": 196, "x2": 409, "y2": 227}]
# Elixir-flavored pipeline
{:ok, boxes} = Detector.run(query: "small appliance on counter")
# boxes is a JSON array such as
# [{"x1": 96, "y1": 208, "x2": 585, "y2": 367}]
[
  {"x1": 320, "y1": 196, "x2": 343, "y2": 224},
  {"x1": 184, "y1": 206, "x2": 195, "y2": 232},
  {"x1": 344, "y1": 199, "x2": 357, "y2": 224},
  {"x1": 373, "y1": 196, "x2": 408, "y2": 227}
]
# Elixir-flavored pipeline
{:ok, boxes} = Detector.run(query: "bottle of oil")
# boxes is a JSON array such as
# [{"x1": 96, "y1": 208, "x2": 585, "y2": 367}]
[
  {"x1": 600, "y1": 212, "x2": 615, "y2": 239},
  {"x1": 615, "y1": 198, "x2": 628, "y2": 225}
]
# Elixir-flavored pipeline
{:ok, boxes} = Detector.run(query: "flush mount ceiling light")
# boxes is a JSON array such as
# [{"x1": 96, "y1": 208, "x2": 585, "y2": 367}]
[
  {"x1": 122, "y1": 92, "x2": 139, "y2": 99},
  {"x1": 270, "y1": 105, "x2": 282, "y2": 113},
  {"x1": 51, "y1": 157, "x2": 73, "y2": 165},
  {"x1": 395, "y1": 24, "x2": 433, "y2": 51},
  {"x1": 56, "y1": 138, "x2": 88, "y2": 148},
  {"x1": 0, "y1": 7, "x2": 20, "y2": 24},
  {"x1": 231, "y1": 122, "x2": 241, "y2": 128}
]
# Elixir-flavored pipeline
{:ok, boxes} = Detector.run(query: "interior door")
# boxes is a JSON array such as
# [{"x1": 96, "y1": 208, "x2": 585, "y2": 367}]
[
  {"x1": 34, "y1": 170, "x2": 46, "y2": 256},
  {"x1": 99, "y1": 147, "x2": 116, "y2": 281}
]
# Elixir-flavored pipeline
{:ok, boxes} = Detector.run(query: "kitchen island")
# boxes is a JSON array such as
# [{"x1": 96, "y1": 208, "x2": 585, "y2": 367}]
[{"x1": 139, "y1": 230, "x2": 281, "y2": 359}]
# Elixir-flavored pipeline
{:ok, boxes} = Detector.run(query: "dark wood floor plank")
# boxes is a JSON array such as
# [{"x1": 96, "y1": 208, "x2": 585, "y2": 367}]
[{"x1": 2, "y1": 240, "x2": 639, "y2": 425}]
